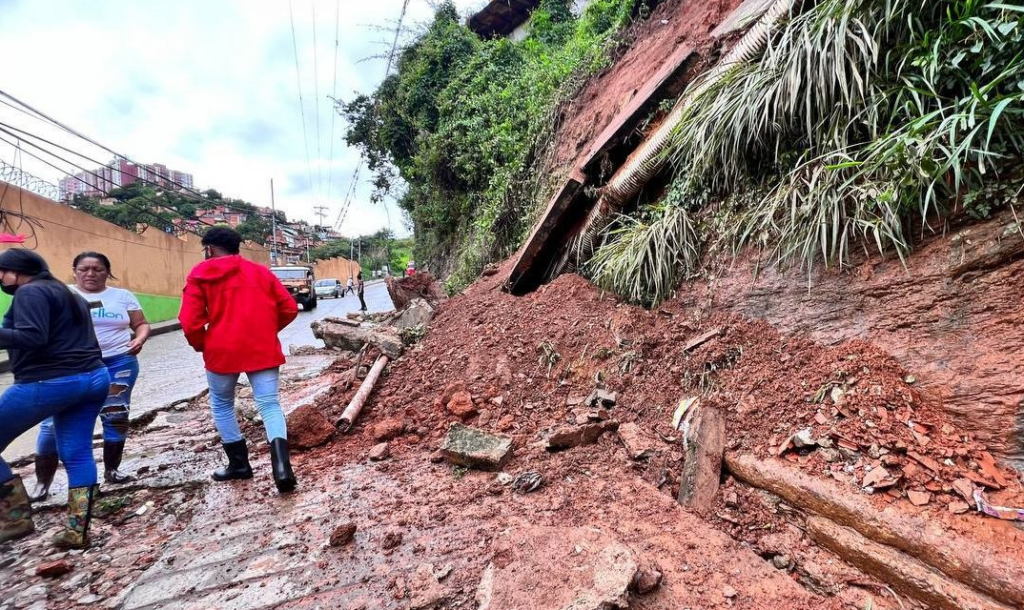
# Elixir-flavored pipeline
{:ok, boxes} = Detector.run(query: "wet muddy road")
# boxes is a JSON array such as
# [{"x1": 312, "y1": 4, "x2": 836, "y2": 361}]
[{"x1": 1, "y1": 281, "x2": 394, "y2": 462}]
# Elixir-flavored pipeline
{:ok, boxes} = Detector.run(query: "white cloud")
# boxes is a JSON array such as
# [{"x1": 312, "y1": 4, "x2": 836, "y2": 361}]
[{"x1": 0, "y1": 0, "x2": 480, "y2": 238}]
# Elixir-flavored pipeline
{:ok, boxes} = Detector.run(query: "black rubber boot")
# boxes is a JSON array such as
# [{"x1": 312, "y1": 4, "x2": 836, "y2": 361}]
[
  {"x1": 103, "y1": 441, "x2": 134, "y2": 484},
  {"x1": 212, "y1": 440, "x2": 253, "y2": 482},
  {"x1": 29, "y1": 453, "x2": 59, "y2": 503},
  {"x1": 269, "y1": 438, "x2": 297, "y2": 494}
]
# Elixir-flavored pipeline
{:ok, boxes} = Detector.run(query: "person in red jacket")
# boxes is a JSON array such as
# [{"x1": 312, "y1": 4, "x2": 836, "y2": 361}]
[{"x1": 179, "y1": 227, "x2": 300, "y2": 493}]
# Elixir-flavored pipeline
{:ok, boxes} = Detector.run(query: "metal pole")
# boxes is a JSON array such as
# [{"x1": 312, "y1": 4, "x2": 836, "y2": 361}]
[
  {"x1": 269, "y1": 179, "x2": 278, "y2": 265},
  {"x1": 349, "y1": 240, "x2": 354, "y2": 281}
]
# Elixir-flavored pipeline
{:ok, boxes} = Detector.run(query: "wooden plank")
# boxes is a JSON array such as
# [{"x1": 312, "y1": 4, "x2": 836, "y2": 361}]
[
  {"x1": 578, "y1": 43, "x2": 695, "y2": 175},
  {"x1": 505, "y1": 168, "x2": 586, "y2": 293},
  {"x1": 677, "y1": 406, "x2": 726, "y2": 511}
]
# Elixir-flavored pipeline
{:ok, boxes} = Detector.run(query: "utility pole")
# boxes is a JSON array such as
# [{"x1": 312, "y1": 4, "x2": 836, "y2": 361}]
[
  {"x1": 313, "y1": 205, "x2": 328, "y2": 234},
  {"x1": 269, "y1": 179, "x2": 278, "y2": 265},
  {"x1": 349, "y1": 239, "x2": 354, "y2": 281}
]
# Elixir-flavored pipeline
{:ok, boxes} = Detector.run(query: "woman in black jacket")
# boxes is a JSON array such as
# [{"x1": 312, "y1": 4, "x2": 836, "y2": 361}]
[{"x1": 0, "y1": 249, "x2": 110, "y2": 549}]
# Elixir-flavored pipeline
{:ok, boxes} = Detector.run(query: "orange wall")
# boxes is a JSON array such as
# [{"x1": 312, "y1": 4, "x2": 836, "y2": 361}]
[
  {"x1": 313, "y1": 256, "x2": 361, "y2": 283},
  {"x1": 0, "y1": 182, "x2": 270, "y2": 298}
]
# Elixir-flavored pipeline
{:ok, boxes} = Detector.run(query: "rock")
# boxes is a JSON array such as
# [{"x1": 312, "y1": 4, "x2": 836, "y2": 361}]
[
  {"x1": 329, "y1": 523, "x2": 357, "y2": 547},
  {"x1": 951, "y1": 478, "x2": 976, "y2": 503},
  {"x1": 75, "y1": 594, "x2": 102, "y2": 605},
  {"x1": 594, "y1": 389, "x2": 617, "y2": 407},
  {"x1": 678, "y1": 406, "x2": 726, "y2": 511},
  {"x1": 440, "y1": 423, "x2": 513, "y2": 471},
  {"x1": 723, "y1": 585, "x2": 738, "y2": 599},
  {"x1": 371, "y1": 417, "x2": 406, "y2": 441},
  {"x1": 395, "y1": 299, "x2": 435, "y2": 332},
  {"x1": 948, "y1": 501, "x2": 971, "y2": 514},
  {"x1": 631, "y1": 566, "x2": 663, "y2": 595},
  {"x1": 477, "y1": 526, "x2": 638, "y2": 610},
  {"x1": 907, "y1": 490, "x2": 931, "y2": 506},
  {"x1": 478, "y1": 409, "x2": 492, "y2": 426},
  {"x1": 366, "y1": 327, "x2": 405, "y2": 359},
  {"x1": 791, "y1": 429, "x2": 816, "y2": 449},
  {"x1": 408, "y1": 563, "x2": 446, "y2": 610},
  {"x1": 369, "y1": 442, "x2": 391, "y2": 461},
  {"x1": 772, "y1": 555, "x2": 792, "y2": 570},
  {"x1": 618, "y1": 422, "x2": 655, "y2": 459},
  {"x1": 819, "y1": 448, "x2": 842, "y2": 463},
  {"x1": 446, "y1": 391, "x2": 478, "y2": 419},
  {"x1": 14, "y1": 584, "x2": 47, "y2": 606},
  {"x1": 36, "y1": 559, "x2": 72, "y2": 578},
  {"x1": 497, "y1": 414, "x2": 515, "y2": 431},
  {"x1": 545, "y1": 421, "x2": 618, "y2": 450},
  {"x1": 285, "y1": 405, "x2": 334, "y2": 449},
  {"x1": 381, "y1": 531, "x2": 403, "y2": 550},
  {"x1": 861, "y1": 466, "x2": 899, "y2": 490},
  {"x1": 429, "y1": 450, "x2": 445, "y2": 463},
  {"x1": 385, "y1": 273, "x2": 446, "y2": 311}
]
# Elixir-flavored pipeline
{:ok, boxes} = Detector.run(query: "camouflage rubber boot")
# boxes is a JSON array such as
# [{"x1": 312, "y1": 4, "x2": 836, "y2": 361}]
[
  {"x1": 53, "y1": 485, "x2": 97, "y2": 550},
  {"x1": 0, "y1": 475, "x2": 35, "y2": 543}
]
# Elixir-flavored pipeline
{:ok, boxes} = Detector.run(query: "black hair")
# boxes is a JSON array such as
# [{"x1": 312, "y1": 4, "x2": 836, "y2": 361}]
[
  {"x1": 357, "y1": 271, "x2": 363, "y2": 279},
  {"x1": 72, "y1": 251, "x2": 118, "y2": 280},
  {"x1": 201, "y1": 226, "x2": 242, "y2": 254}
]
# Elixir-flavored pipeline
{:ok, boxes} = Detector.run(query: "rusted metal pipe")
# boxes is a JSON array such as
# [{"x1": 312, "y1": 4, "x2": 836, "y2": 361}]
[{"x1": 336, "y1": 355, "x2": 389, "y2": 432}]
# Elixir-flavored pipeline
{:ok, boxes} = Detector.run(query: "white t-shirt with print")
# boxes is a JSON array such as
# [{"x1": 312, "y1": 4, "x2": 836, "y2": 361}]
[{"x1": 69, "y1": 286, "x2": 141, "y2": 358}]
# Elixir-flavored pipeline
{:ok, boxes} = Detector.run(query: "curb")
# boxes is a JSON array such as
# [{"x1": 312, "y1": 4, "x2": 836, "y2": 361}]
[{"x1": 0, "y1": 319, "x2": 182, "y2": 374}]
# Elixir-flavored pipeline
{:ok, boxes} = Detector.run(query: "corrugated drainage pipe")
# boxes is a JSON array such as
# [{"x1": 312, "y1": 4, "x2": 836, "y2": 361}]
[{"x1": 555, "y1": 0, "x2": 799, "y2": 278}]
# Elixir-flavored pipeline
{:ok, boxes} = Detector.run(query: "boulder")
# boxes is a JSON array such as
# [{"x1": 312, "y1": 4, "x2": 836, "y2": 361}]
[
  {"x1": 386, "y1": 273, "x2": 446, "y2": 311},
  {"x1": 311, "y1": 319, "x2": 404, "y2": 359},
  {"x1": 446, "y1": 391, "x2": 478, "y2": 419},
  {"x1": 440, "y1": 423, "x2": 513, "y2": 471},
  {"x1": 286, "y1": 405, "x2": 334, "y2": 449}
]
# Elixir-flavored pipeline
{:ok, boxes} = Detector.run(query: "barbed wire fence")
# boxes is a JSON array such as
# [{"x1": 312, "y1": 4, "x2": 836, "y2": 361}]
[{"x1": 0, "y1": 159, "x2": 61, "y2": 201}]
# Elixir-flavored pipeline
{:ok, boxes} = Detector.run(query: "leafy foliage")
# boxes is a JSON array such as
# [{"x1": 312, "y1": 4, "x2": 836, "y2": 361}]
[{"x1": 342, "y1": 0, "x2": 644, "y2": 292}]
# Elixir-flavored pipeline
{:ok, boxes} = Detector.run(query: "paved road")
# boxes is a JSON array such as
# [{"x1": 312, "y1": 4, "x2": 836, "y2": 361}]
[{"x1": 1, "y1": 281, "x2": 394, "y2": 461}]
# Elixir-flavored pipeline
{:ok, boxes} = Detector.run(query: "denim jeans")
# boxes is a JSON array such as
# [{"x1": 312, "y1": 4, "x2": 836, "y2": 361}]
[
  {"x1": 0, "y1": 367, "x2": 110, "y2": 486},
  {"x1": 37, "y1": 353, "x2": 140, "y2": 455},
  {"x1": 206, "y1": 367, "x2": 287, "y2": 444}
]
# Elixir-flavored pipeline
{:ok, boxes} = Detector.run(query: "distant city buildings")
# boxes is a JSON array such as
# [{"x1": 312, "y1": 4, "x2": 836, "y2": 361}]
[{"x1": 58, "y1": 158, "x2": 194, "y2": 201}]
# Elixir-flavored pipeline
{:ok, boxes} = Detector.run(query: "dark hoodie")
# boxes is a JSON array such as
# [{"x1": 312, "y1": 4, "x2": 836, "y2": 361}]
[
  {"x1": 179, "y1": 255, "x2": 298, "y2": 374},
  {"x1": 0, "y1": 277, "x2": 104, "y2": 382}
]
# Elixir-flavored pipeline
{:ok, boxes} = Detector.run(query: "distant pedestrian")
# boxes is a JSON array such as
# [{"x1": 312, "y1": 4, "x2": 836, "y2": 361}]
[
  {"x1": 357, "y1": 272, "x2": 367, "y2": 312},
  {"x1": 179, "y1": 228, "x2": 300, "y2": 493},
  {"x1": 345, "y1": 276, "x2": 355, "y2": 296},
  {"x1": 0, "y1": 249, "x2": 109, "y2": 549},
  {"x1": 30, "y1": 252, "x2": 151, "y2": 502}
]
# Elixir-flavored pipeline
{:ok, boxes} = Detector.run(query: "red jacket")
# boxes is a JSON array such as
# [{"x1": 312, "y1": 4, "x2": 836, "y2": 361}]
[{"x1": 179, "y1": 255, "x2": 298, "y2": 374}]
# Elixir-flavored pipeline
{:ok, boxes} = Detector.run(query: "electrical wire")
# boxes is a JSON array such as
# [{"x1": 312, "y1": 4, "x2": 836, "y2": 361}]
[
  {"x1": 288, "y1": 0, "x2": 317, "y2": 205},
  {"x1": 325, "y1": 0, "x2": 341, "y2": 204},
  {"x1": 311, "y1": 0, "x2": 323, "y2": 201}
]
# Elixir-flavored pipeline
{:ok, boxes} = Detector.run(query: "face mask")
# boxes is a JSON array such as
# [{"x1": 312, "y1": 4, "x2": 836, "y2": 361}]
[{"x1": 1, "y1": 283, "x2": 18, "y2": 296}]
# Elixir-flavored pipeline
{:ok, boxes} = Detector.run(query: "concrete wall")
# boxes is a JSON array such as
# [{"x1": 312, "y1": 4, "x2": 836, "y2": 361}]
[
  {"x1": 0, "y1": 182, "x2": 270, "y2": 322},
  {"x1": 312, "y1": 256, "x2": 361, "y2": 284}
]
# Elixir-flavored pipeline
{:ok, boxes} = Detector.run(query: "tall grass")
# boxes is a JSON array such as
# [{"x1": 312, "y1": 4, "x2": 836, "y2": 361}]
[{"x1": 589, "y1": 0, "x2": 1024, "y2": 302}]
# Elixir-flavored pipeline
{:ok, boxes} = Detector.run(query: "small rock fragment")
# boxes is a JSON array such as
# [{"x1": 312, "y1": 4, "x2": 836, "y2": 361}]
[
  {"x1": 371, "y1": 417, "x2": 406, "y2": 441},
  {"x1": 631, "y1": 566, "x2": 663, "y2": 595},
  {"x1": 618, "y1": 422, "x2": 654, "y2": 460},
  {"x1": 907, "y1": 490, "x2": 931, "y2": 506},
  {"x1": 329, "y1": 523, "x2": 357, "y2": 547},
  {"x1": 382, "y1": 531, "x2": 403, "y2": 550},
  {"x1": 369, "y1": 442, "x2": 391, "y2": 461},
  {"x1": 772, "y1": 555, "x2": 791, "y2": 570},
  {"x1": 723, "y1": 584, "x2": 738, "y2": 599},
  {"x1": 546, "y1": 421, "x2": 618, "y2": 450},
  {"x1": 446, "y1": 391, "x2": 478, "y2": 419},
  {"x1": 512, "y1": 471, "x2": 543, "y2": 494},
  {"x1": 36, "y1": 560, "x2": 72, "y2": 578},
  {"x1": 948, "y1": 501, "x2": 971, "y2": 515}
]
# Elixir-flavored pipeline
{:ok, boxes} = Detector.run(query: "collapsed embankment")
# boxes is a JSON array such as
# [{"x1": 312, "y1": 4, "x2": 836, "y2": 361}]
[{"x1": 310, "y1": 262, "x2": 1024, "y2": 609}]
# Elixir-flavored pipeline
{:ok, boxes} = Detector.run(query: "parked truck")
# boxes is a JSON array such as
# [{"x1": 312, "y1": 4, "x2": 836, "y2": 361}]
[{"x1": 271, "y1": 264, "x2": 317, "y2": 310}]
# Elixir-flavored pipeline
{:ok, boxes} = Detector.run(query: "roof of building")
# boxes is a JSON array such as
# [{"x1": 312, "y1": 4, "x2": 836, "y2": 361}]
[{"x1": 467, "y1": 0, "x2": 541, "y2": 38}]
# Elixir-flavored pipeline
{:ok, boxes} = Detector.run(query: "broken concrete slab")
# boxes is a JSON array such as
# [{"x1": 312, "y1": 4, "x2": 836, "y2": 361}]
[
  {"x1": 440, "y1": 423, "x2": 513, "y2": 471},
  {"x1": 618, "y1": 422, "x2": 656, "y2": 460},
  {"x1": 286, "y1": 405, "x2": 335, "y2": 450},
  {"x1": 545, "y1": 420, "x2": 619, "y2": 450},
  {"x1": 395, "y1": 298, "x2": 435, "y2": 332},
  {"x1": 677, "y1": 406, "x2": 725, "y2": 511},
  {"x1": 311, "y1": 319, "x2": 404, "y2": 359},
  {"x1": 476, "y1": 526, "x2": 638, "y2": 610},
  {"x1": 807, "y1": 517, "x2": 1015, "y2": 610}
]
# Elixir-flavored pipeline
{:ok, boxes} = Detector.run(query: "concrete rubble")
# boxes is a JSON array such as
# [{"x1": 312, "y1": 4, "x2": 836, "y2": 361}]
[{"x1": 440, "y1": 423, "x2": 513, "y2": 471}]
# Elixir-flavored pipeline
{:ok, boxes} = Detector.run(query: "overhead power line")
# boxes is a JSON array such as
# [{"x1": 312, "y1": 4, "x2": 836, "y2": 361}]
[
  {"x1": 311, "y1": 0, "x2": 323, "y2": 202},
  {"x1": 0, "y1": 89, "x2": 275, "y2": 220},
  {"x1": 325, "y1": 0, "x2": 341, "y2": 204},
  {"x1": 288, "y1": 0, "x2": 316, "y2": 204}
]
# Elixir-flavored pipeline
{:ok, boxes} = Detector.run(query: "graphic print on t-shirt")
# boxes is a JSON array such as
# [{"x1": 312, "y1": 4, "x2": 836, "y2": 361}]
[{"x1": 68, "y1": 286, "x2": 141, "y2": 358}]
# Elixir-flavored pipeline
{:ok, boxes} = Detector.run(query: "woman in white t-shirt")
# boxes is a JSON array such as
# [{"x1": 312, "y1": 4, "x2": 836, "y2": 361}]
[{"x1": 28, "y1": 252, "x2": 151, "y2": 501}]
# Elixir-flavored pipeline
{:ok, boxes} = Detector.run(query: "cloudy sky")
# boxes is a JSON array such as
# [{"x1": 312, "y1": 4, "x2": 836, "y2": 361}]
[{"x1": 0, "y1": 0, "x2": 483, "y2": 237}]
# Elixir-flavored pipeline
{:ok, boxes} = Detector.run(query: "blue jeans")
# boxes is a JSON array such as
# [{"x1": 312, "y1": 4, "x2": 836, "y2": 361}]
[
  {"x1": 37, "y1": 353, "x2": 140, "y2": 455},
  {"x1": 206, "y1": 367, "x2": 287, "y2": 444},
  {"x1": 0, "y1": 367, "x2": 110, "y2": 487}
]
